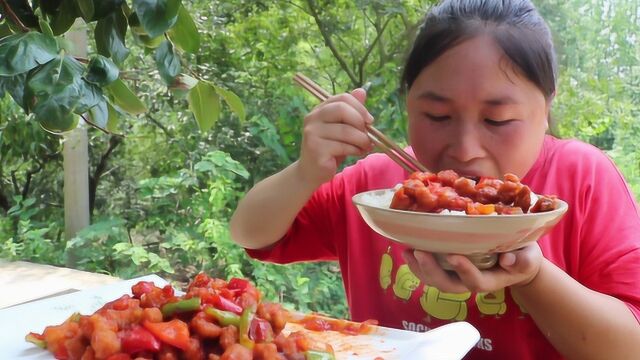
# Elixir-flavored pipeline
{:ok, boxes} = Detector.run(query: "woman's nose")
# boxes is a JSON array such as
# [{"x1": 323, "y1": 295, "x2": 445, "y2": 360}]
[{"x1": 447, "y1": 124, "x2": 485, "y2": 163}]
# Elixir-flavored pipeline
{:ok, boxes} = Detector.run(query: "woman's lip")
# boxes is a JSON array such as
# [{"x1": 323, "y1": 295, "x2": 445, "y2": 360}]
[{"x1": 451, "y1": 170, "x2": 485, "y2": 178}]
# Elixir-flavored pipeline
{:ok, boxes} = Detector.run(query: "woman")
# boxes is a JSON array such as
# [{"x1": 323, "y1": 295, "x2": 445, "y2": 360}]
[{"x1": 230, "y1": 0, "x2": 640, "y2": 358}]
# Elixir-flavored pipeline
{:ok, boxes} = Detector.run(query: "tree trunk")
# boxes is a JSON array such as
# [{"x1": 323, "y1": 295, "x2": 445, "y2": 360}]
[{"x1": 63, "y1": 20, "x2": 90, "y2": 267}]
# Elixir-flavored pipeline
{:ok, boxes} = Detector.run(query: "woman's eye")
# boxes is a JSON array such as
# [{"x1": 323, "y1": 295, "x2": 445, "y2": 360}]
[
  {"x1": 485, "y1": 118, "x2": 514, "y2": 127},
  {"x1": 425, "y1": 113, "x2": 450, "y2": 122}
]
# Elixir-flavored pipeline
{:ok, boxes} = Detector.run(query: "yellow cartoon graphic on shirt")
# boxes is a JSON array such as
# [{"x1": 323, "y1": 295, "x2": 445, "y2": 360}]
[
  {"x1": 392, "y1": 264, "x2": 420, "y2": 300},
  {"x1": 420, "y1": 285, "x2": 471, "y2": 321},
  {"x1": 476, "y1": 289, "x2": 507, "y2": 316},
  {"x1": 379, "y1": 247, "x2": 393, "y2": 290}
]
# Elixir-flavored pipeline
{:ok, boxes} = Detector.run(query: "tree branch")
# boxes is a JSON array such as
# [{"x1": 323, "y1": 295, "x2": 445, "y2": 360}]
[
  {"x1": 358, "y1": 16, "x2": 392, "y2": 85},
  {"x1": 305, "y1": 0, "x2": 359, "y2": 86},
  {"x1": 0, "y1": 0, "x2": 29, "y2": 32},
  {"x1": 284, "y1": 0, "x2": 309, "y2": 15},
  {"x1": 145, "y1": 114, "x2": 173, "y2": 137},
  {"x1": 21, "y1": 162, "x2": 43, "y2": 199},
  {"x1": 0, "y1": 185, "x2": 9, "y2": 212},
  {"x1": 89, "y1": 135, "x2": 123, "y2": 217}
]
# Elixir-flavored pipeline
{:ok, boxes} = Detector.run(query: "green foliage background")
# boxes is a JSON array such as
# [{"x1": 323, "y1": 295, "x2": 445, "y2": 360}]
[{"x1": 1, "y1": 0, "x2": 639, "y2": 318}]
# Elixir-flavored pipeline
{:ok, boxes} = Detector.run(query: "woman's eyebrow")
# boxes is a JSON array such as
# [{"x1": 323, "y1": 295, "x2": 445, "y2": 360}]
[
  {"x1": 417, "y1": 91, "x2": 450, "y2": 103},
  {"x1": 484, "y1": 96, "x2": 519, "y2": 106},
  {"x1": 417, "y1": 91, "x2": 519, "y2": 106}
]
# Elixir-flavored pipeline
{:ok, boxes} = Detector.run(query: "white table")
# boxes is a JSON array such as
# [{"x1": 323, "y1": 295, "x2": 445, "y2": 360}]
[{"x1": 0, "y1": 260, "x2": 120, "y2": 309}]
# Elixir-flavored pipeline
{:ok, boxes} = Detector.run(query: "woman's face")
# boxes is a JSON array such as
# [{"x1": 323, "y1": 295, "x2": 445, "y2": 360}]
[{"x1": 406, "y1": 35, "x2": 550, "y2": 179}]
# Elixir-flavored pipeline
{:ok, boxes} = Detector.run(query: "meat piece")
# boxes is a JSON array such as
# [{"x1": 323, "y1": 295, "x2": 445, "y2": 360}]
[{"x1": 513, "y1": 185, "x2": 532, "y2": 213}]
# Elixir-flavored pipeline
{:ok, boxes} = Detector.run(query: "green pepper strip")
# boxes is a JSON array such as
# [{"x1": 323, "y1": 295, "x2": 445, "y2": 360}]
[
  {"x1": 239, "y1": 305, "x2": 256, "y2": 350},
  {"x1": 68, "y1": 312, "x2": 81, "y2": 322},
  {"x1": 304, "y1": 350, "x2": 336, "y2": 360},
  {"x1": 204, "y1": 307, "x2": 241, "y2": 326},
  {"x1": 25, "y1": 332, "x2": 46, "y2": 349},
  {"x1": 161, "y1": 297, "x2": 201, "y2": 318}
]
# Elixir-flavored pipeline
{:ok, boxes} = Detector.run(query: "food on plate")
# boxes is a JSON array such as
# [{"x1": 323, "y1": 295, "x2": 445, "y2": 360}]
[
  {"x1": 25, "y1": 273, "x2": 376, "y2": 360},
  {"x1": 390, "y1": 170, "x2": 559, "y2": 215}
]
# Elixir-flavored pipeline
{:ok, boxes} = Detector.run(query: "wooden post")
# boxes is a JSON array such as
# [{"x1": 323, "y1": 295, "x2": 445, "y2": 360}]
[{"x1": 63, "y1": 20, "x2": 90, "y2": 267}]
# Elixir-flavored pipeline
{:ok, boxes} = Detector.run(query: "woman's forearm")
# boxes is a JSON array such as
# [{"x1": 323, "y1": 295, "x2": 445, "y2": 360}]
[
  {"x1": 229, "y1": 161, "x2": 319, "y2": 250},
  {"x1": 511, "y1": 259, "x2": 640, "y2": 360}
]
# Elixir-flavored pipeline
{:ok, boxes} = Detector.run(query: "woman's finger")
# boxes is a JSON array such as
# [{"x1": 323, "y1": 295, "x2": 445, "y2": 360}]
[
  {"x1": 404, "y1": 249, "x2": 470, "y2": 293},
  {"x1": 320, "y1": 93, "x2": 373, "y2": 129},
  {"x1": 313, "y1": 123, "x2": 373, "y2": 153}
]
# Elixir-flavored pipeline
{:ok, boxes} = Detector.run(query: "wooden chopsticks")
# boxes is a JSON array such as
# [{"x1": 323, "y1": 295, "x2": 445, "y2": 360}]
[{"x1": 293, "y1": 73, "x2": 428, "y2": 174}]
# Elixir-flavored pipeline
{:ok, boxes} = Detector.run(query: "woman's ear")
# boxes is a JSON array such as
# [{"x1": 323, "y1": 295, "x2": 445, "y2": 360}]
[{"x1": 544, "y1": 91, "x2": 556, "y2": 131}]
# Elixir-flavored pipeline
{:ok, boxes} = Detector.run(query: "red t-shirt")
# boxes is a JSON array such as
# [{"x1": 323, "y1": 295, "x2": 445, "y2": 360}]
[{"x1": 246, "y1": 135, "x2": 640, "y2": 359}]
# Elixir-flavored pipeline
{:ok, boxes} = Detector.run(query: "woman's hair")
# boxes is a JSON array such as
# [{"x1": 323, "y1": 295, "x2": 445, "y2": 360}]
[{"x1": 401, "y1": 0, "x2": 557, "y2": 100}]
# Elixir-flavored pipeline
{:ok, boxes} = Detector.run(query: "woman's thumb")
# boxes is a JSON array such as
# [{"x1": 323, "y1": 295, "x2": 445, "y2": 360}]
[{"x1": 351, "y1": 88, "x2": 367, "y2": 104}]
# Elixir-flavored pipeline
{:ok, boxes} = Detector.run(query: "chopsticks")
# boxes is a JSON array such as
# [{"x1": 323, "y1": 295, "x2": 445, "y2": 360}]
[{"x1": 293, "y1": 73, "x2": 428, "y2": 174}]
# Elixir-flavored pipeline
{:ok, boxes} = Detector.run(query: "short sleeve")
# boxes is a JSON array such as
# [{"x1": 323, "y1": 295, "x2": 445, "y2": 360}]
[
  {"x1": 244, "y1": 171, "x2": 349, "y2": 264},
  {"x1": 572, "y1": 146, "x2": 640, "y2": 321}
]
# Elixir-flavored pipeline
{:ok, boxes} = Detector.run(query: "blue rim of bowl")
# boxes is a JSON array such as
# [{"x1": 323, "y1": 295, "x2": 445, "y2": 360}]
[{"x1": 351, "y1": 189, "x2": 569, "y2": 218}]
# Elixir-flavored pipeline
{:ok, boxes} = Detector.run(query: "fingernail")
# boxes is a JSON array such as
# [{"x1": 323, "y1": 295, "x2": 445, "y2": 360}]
[
  {"x1": 446, "y1": 255, "x2": 459, "y2": 266},
  {"x1": 501, "y1": 253, "x2": 516, "y2": 267},
  {"x1": 367, "y1": 114, "x2": 374, "y2": 123}
]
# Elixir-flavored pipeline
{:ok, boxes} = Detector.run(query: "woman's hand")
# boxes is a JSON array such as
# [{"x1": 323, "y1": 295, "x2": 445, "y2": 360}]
[
  {"x1": 296, "y1": 89, "x2": 374, "y2": 187},
  {"x1": 402, "y1": 244, "x2": 543, "y2": 293}
]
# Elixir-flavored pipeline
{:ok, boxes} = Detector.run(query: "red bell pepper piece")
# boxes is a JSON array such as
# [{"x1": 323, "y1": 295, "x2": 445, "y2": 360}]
[
  {"x1": 212, "y1": 294, "x2": 243, "y2": 314},
  {"x1": 249, "y1": 317, "x2": 274, "y2": 343},
  {"x1": 228, "y1": 278, "x2": 250, "y2": 292},
  {"x1": 119, "y1": 325, "x2": 161, "y2": 354},
  {"x1": 131, "y1": 281, "x2": 157, "y2": 299},
  {"x1": 104, "y1": 295, "x2": 134, "y2": 311},
  {"x1": 142, "y1": 319, "x2": 190, "y2": 351}
]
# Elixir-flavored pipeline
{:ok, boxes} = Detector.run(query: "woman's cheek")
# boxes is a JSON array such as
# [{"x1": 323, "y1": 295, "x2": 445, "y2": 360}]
[{"x1": 410, "y1": 121, "x2": 447, "y2": 166}]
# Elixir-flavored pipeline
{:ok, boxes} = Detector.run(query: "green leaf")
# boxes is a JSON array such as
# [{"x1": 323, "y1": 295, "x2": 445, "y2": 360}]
[
  {"x1": 0, "y1": 32, "x2": 58, "y2": 76},
  {"x1": 95, "y1": 9, "x2": 129, "y2": 64},
  {"x1": 0, "y1": 22, "x2": 13, "y2": 38},
  {"x1": 187, "y1": 80, "x2": 220, "y2": 131},
  {"x1": 88, "y1": 98, "x2": 108, "y2": 129},
  {"x1": 76, "y1": 80, "x2": 103, "y2": 114},
  {"x1": 85, "y1": 55, "x2": 119, "y2": 86},
  {"x1": 38, "y1": 19, "x2": 54, "y2": 38},
  {"x1": 105, "y1": 101, "x2": 120, "y2": 132},
  {"x1": 36, "y1": 100, "x2": 78, "y2": 133},
  {"x1": 92, "y1": 0, "x2": 125, "y2": 20},
  {"x1": 77, "y1": 0, "x2": 95, "y2": 21},
  {"x1": 132, "y1": 0, "x2": 181, "y2": 38},
  {"x1": 0, "y1": 73, "x2": 28, "y2": 109},
  {"x1": 105, "y1": 78, "x2": 147, "y2": 114},
  {"x1": 26, "y1": 55, "x2": 102, "y2": 129},
  {"x1": 27, "y1": 56, "x2": 73, "y2": 96},
  {"x1": 170, "y1": 73, "x2": 197, "y2": 91},
  {"x1": 56, "y1": 37, "x2": 75, "y2": 53},
  {"x1": 154, "y1": 40, "x2": 181, "y2": 85},
  {"x1": 215, "y1": 86, "x2": 245, "y2": 122},
  {"x1": 195, "y1": 150, "x2": 250, "y2": 179},
  {"x1": 167, "y1": 5, "x2": 199, "y2": 53},
  {"x1": 49, "y1": 0, "x2": 78, "y2": 35}
]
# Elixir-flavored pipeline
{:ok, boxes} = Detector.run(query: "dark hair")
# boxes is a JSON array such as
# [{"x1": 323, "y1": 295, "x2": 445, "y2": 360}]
[{"x1": 402, "y1": 0, "x2": 556, "y2": 100}]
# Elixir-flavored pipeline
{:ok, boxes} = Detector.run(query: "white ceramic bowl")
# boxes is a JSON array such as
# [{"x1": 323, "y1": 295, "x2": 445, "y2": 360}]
[{"x1": 353, "y1": 189, "x2": 568, "y2": 269}]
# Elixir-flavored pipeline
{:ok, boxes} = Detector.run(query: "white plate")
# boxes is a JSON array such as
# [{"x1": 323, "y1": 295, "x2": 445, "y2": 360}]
[{"x1": 0, "y1": 276, "x2": 479, "y2": 360}]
